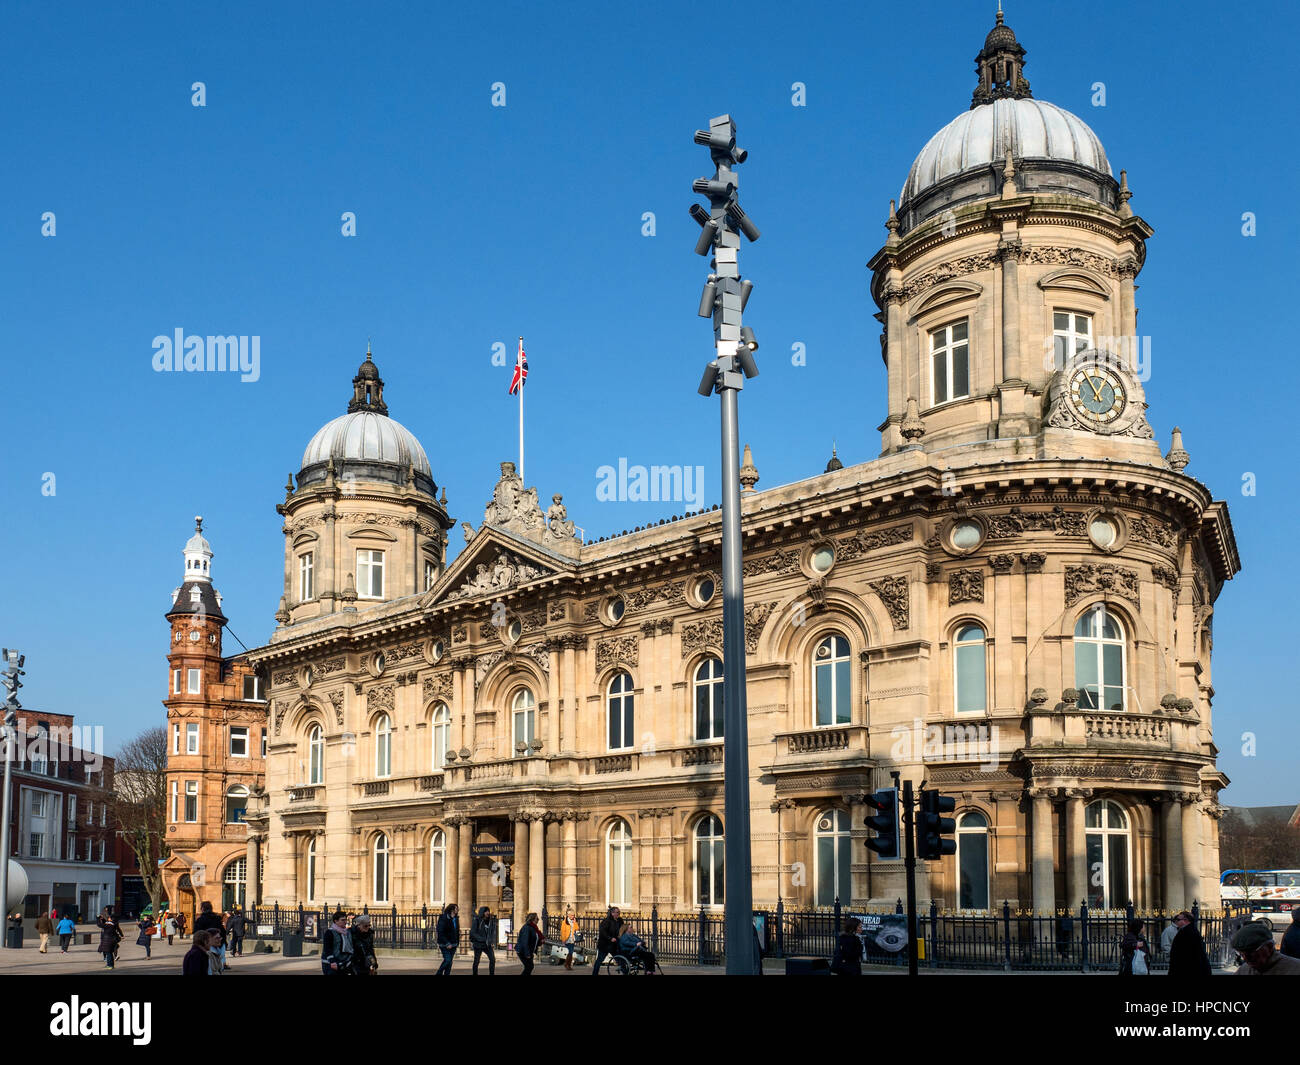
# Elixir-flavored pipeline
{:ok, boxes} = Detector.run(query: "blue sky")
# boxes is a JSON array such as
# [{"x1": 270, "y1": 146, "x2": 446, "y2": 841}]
[{"x1": 1, "y1": 1, "x2": 1295, "y2": 805}]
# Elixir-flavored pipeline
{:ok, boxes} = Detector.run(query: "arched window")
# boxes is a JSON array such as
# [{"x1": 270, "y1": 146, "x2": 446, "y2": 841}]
[
  {"x1": 606, "y1": 819, "x2": 632, "y2": 907},
  {"x1": 222, "y1": 857, "x2": 247, "y2": 910},
  {"x1": 374, "y1": 714, "x2": 392, "y2": 777},
  {"x1": 308, "y1": 725, "x2": 324, "y2": 785},
  {"x1": 1085, "y1": 800, "x2": 1130, "y2": 909},
  {"x1": 429, "y1": 829, "x2": 447, "y2": 905},
  {"x1": 695, "y1": 815, "x2": 725, "y2": 907},
  {"x1": 956, "y1": 811, "x2": 990, "y2": 910},
  {"x1": 814, "y1": 809, "x2": 852, "y2": 907},
  {"x1": 694, "y1": 658, "x2": 724, "y2": 741},
  {"x1": 954, "y1": 624, "x2": 987, "y2": 714},
  {"x1": 607, "y1": 672, "x2": 634, "y2": 751},
  {"x1": 225, "y1": 784, "x2": 249, "y2": 824},
  {"x1": 1074, "y1": 604, "x2": 1126, "y2": 711},
  {"x1": 431, "y1": 704, "x2": 450, "y2": 771},
  {"x1": 373, "y1": 833, "x2": 390, "y2": 903},
  {"x1": 813, "y1": 634, "x2": 852, "y2": 726},
  {"x1": 306, "y1": 837, "x2": 318, "y2": 903},
  {"x1": 512, "y1": 689, "x2": 536, "y2": 755}
]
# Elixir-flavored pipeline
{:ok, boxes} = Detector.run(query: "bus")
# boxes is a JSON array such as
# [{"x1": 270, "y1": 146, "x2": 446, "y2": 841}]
[{"x1": 1220, "y1": 870, "x2": 1300, "y2": 930}]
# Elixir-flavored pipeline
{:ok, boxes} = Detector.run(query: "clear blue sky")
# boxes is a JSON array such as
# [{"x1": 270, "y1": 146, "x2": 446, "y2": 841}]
[{"x1": 1, "y1": 1, "x2": 1294, "y2": 805}]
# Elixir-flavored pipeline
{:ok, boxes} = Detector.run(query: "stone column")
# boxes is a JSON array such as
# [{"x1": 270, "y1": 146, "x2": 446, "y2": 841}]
[
  {"x1": 1162, "y1": 796, "x2": 1185, "y2": 910},
  {"x1": 996, "y1": 236, "x2": 1029, "y2": 438},
  {"x1": 321, "y1": 505, "x2": 337, "y2": 610},
  {"x1": 455, "y1": 816, "x2": 473, "y2": 915},
  {"x1": 1064, "y1": 790, "x2": 1087, "y2": 909},
  {"x1": 1181, "y1": 794, "x2": 1203, "y2": 907},
  {"x1": 1030, "y1": 789, "x2": 1055, "y2": 913},
  {"x1": 246, "y1": 834, "x2": 261, "y2": 906},
  {"x1": 529, "y1": 815, "x2": 545, "y2": 917},
  {"x1": 1118, "y1": 256, "x2": 1138, "y2": 338},
  {"x1": 512, "y1": 815, "x2": 529, "y2": 927},
  {"x1": 546, "y1": 642, "x2": 561, "y2": 756},
  {"x1": 883, "y1": 282, "x2": 905, "y2": 450},
  {"x1": 561, "y1": 815, "x2": 578, "y2": 909},
  {"x1": 444, "y1": 821, "x2": 459, "y2": 906},
  {"x1": 457, "y1": 656, "x2": 476, "y2": 755},
  {"x1": 561, "y1": 638, "x2": 577, "y2": 754},
  {"x1": 450, "y1": 667, "x2": 464, "y2": 755}
]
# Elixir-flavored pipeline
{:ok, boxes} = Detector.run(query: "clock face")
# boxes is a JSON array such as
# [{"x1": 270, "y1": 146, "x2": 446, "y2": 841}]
[{"x1": 1068, "y1": 365, "x2": 1127, "y2": 425}]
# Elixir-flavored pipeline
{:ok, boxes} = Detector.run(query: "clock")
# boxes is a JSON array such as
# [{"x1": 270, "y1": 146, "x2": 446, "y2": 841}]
[{"x1": 1067, "y1": 364, "x2": 1127, "y2": 425}]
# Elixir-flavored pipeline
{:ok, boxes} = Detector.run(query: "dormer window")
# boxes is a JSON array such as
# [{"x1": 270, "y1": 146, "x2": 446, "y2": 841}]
[{"x1": 930, "y1": 320, "x2": 970, "y2": 407}]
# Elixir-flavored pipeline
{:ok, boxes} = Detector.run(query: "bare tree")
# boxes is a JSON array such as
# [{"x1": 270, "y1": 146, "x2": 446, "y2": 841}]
[
  {"x1": 112, "y1": 726, "x2": 170, "y2": 914},
  {"x1": 1219, "y1": 809, "x2": 1300, "y2": 872}
]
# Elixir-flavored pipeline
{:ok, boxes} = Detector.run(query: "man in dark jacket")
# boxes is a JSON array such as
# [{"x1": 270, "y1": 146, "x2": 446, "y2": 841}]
[
  {"x1": 322, "y1": 911, "x2": 353, "y2": 975},
  {"x1": 1280, "y1": 916, "x2": 1300, "y2": 960},
  {"x1": 182, "y1": 931, "x2": 211, "y2": 975},
  {"x1": 469, "y1": 906, "x2": 496, "y2": 976},
  {"x1": 191, "y1": 902, "x2": 227, "y2": 970},
  {"x1": 226, "y1": 906, "x2": 247, "y2": 957},
  {"x1": 434, "y1": 903, "x2": 459, "y2": 975},
  {"x1": 592, "y1": 906, "x2": 624, "y2": 975},
  {"x1": 350, "y1": 915, "x2": 378, "y2": 975},
  {"x1": 1167, "y1": 911, "x2": 1211, "y2": 976},
  {"x1": 517, "y1": 913, "x2": 542, "y2": 976}
]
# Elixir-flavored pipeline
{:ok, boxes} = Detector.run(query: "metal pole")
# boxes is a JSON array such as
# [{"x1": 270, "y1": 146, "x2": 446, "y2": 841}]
[
  {"x1": 903, "y1": 778, "x2": 918, "y2": 977},
  {"x1": 0, "y1": 716, "x2": 12, "y2": 944}
]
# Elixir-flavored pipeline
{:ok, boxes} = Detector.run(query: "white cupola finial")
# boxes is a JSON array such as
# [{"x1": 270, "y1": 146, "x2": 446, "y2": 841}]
[{"x1": 182, "y1": 514, "x2": 214, "y2": 583}]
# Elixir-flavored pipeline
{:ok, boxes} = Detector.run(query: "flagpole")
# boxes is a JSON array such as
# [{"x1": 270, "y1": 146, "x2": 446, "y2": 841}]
[{"x1": 518, "y1": 337, "x2": 525, "y2": 482}]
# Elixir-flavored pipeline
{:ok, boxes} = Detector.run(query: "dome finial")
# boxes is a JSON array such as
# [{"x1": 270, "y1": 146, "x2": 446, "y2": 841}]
[
  {"x1": 348, "y1": 348, "x2": 388, "y2": 415},
  {"x1": 825, "y1": 441, "x2": 844, "y2": 473},
  {"x1": 972, "y1": 6, "x2": 1031, "y2": 109}
]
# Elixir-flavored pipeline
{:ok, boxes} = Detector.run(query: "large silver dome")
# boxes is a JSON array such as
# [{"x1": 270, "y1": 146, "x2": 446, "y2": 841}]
[{"x1": 301, "y1": 411, "x2": 432, "y2": 477}]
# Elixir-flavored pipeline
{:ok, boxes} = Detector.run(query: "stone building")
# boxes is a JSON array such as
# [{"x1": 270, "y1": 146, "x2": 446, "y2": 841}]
[
  {"x1": 159, "y1": 519, "x2": 267, "y2": 918},
  {"x1": 236, "y1": 13, "x2": 1238, "y2": 922}
]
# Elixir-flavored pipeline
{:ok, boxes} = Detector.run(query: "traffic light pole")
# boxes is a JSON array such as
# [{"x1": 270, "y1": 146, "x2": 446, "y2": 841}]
[
  {"x1": 902, "y1": 777, "x2": 919, "y2": 977},
  {"x1": 0, "y1": 649, "x2": 24, "y2": 941}
]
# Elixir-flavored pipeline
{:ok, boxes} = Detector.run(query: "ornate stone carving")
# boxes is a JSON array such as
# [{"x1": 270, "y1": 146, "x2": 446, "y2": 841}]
[
  {"x1": 336, "y1": 512, "x2": 419, "y2": 529},
  {"x1": 744, "y1": 601, "x2": 778, "y2": 650},
  {"x1": 327, "y1": 690, "x2": 344, "y2": 725},
  {"x1": 948, "y1": 568, "x2": 984, "y2": 605},
  {"x1": 422, "y1": 673, "x2": 453, "y2": 702},
  {"x1": 987, "y1": 506, "x2": 1085, "y2": 539},
  {"x1": 925, "y1": 563, "x2": 942, "y2": 582},
  {"x1": 639, "y1": 620, "x2": 657, "y2": 637},
  {"x1": 385, "y1": 642, "x2": 423, "y2": 665},
  {"x1": 583, "y1": 602, "x2": 601, "y2": 622},
  {"x1": 988, "y1": 553, "x2": 1016, "y2": 574},
  {"x1": 548, "y1": 602, "x2": 567, "y2": 622},
  {"x1": 483, "y1": 461, "x2": 545, "y2": 532},
  {"x1": 446, "y1": 550, "x2": 545, "y2": 602},
  {"x1": 625, "y1": 582, "x2": 686, "y2": 612},
  {"x1": 900, "y1": 251, "x2": 1000, "y2": 301},
  {"x1": 272, "y1": 668, "x2": 295, "y2": 689},
  {"x1": 1064, "y1": 563, "x2": 1141, "y2": 606},
  {"x1": 679, "y1": 601, "x2": 776, "y2": 658},
  {"x1": 1020, "y1": 552, "x2": 1046, "y2": 573},
  {"x1": 868, "y1": 576, "x2": 909, "y2": 629},
  {"x1": 367, "y1": 685, "x2": 394, "y2": 713},
  {"x1": 656, "y1": 618, "x2": 674, "y2": 635},
  {"x1": 272, "y1": 700, "x2": 286, "y2": 736},
  {"x1": 742, "y1": 549, "x2": 801, "y2": 578},
  {"x1": 835, "y1": 523, "x2": 913, "y2": 562},
  {"x1": 1129, "y1": 516, "x2": 1177, "y2": 549},
  {"x1": 595, "y1": 634, "x2": 639, "y2": 672},
  {"x1": 545, "y1": 494, "x2": 577, "y2": 539},
  {"x1": 319, "y1": 656, "x2": 346, "y2": 675},
  {"x1": 1020, "y1": 246, "x2": 1123, "y2": 277}
]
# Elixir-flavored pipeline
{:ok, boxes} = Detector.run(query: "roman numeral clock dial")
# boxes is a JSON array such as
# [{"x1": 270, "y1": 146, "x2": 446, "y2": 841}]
[{"x1": 1068, "y1": 365, "x2": 1127, "y2": 425}]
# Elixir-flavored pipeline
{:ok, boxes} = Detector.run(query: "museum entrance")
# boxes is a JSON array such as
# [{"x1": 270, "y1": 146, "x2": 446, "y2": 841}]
[{"x1": 469, "y1": 817, "x2": 515, "y2": 937}]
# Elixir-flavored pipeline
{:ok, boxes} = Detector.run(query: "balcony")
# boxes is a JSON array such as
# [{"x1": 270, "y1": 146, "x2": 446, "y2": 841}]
[
  {"x1": 681, "y1": 744, "x2": 723, "y2": 767},
  {"x1": 764, "y1": 724, "x2": 872, "y2": 777},
  {"x1": 1083, "y1": 712, "x2": 1169, "y2": 745},
  {"x1": 289, "y1": 786, "x2": 322, "y2": 803},
  {"x1": 417, "y1": 774, "x2": 444, "y2": 792},
  {"x1": 1025, "y1": 696, "x2": 1200, "y2": 754},
  {"x1": 593, "y1": 754, "x2": 633, "y2": 774},
  {"x1": 788, "y1": 727, "x2": 851, "y2": 754},
  {"x1": 362, "y1": 780, "x2": 391, "y2": 797}
]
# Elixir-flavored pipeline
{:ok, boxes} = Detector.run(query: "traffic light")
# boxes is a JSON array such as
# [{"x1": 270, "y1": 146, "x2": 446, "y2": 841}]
[
  {"x1": 864, "y1": 787, "x2": 899, "y2": 860},
  {"x1": 916, "y1": 789, "x2": 956, "y2": 860}
]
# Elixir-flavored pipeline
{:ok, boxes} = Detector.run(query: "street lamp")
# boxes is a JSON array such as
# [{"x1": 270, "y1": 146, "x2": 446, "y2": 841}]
[
  {"x1": 1, "y1": 648, "x2": 25, "y2": 943},
  {"x1": 690, "y1": 113, "x2": 760, "y2": 975}
]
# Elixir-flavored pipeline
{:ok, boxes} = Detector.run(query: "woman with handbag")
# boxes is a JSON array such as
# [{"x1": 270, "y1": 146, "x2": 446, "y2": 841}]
[
  {"x1": 136, "y1": 916, "x2": 157, "y2": 959},
  {"x1": 559, "y1": 906, "x2": 581, "y2": 971},
  {"x1": 1119, "y1": 919, "x2": 1151, "y2": 975},
  {"x1": 96, "y1": 909, "x2": 123, "y2": 969}
]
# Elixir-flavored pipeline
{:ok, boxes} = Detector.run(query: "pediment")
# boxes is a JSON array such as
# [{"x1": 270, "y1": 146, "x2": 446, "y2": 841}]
[
  {"x1": 420, "y1": 526, "x2": 574, "y2": 609},
  {"x1": 1036, "y1": 268, "x2": 1111, "y2": 299},
  {"x1": 910, "y1": 280, "x2": 983, "y2": 320}
]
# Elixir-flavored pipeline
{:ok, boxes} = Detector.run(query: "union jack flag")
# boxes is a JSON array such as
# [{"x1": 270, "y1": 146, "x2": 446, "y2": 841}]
[{"x1": 509, "y1": 337, "x2": 528, "y2": 394}]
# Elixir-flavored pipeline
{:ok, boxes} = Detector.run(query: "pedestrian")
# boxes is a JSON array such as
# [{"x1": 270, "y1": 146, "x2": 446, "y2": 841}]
[
  {"x1": 435, "y1": 903, "x2": 459, "y2": 975},
  {"x1": 176, "y1": 911, "x2": 187, "y2": 938},
  {"x1": 616, "y1": 924, "x2": 656, "y2": 974},
  {"x1": 831, "y1": 917, "x2": 864, "y2": 975},
  {"x1": 1280, "y1": 915, "x2": 1300, "y2": 960},
  {"x1": 1166, "y1": 910, "x2": 1211, "y2": 977},
  {"x1": 350, "y1": 914, "x2": 378, "y2": 976},
  {"x1": 96, "y1": 908, "x2": 122, "y2": 970},
  {"x1": 516, "y1": 912, "x2": 542, "y2": 976},
  {"x1": 1119, "y1": 918, "x2": 1151, "y2": 976},
  {"x1": 1232, "y1": 920, "x2": 1300, "y2": 975},
  {"x1": 164, "y1": 912, "x2": 177, "y2": 946},
  {"x1": 559, "y1": 905, "x2": 580, "y2": 971},
  {"x1": 322, "y1": 911, "x2": 353, "y2": 975},
  {"x1": 36, "y1": 910, "x2": 54, "y2": 954},
  {"x1": 226, "y1": 906, "x2": 246, "y2": 957},
  {"x1": 136, "y1": 916, "x2": 157, "y2": 960},
  {"x1": 56, "y1": 912, "x2": 76, "y2": 953},
  {"x1": 470, "y1": 905, "x2": 496, "y2": 976},
  {"x1": 192, "y1": 901, "x2": 228, "y2": 970},
  {"x1": 592, "y1": 906, "x2": 624, "y2": 975},
  {"x1": 1159, "y1": 916, "x2": 1179, "y2": 958},
  {"x1": 183, "y1": 931, "x2": 211, "y2": 975}
]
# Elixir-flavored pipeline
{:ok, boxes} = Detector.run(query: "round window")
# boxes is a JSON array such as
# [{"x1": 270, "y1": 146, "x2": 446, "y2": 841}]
[
  {"x1": 431, "y1": 640, "x2": 444, "y2": 663},
  {"x1": 810, "y1": 546, "x2": 835, "y2": 574},
  {"x1": 697, "y1": 578, "x2": 715, "y2": 605},
  {"x1": 373, "y1": 652, "x2": 386, "y2": 675},
  {"x1": 1090, "y1": 517, "x2": 1119, "y2": 550},
  {"x1": 507, "y1": 620, "x2": 522, "y2": 642},
  {"x1": 608, "y1": 597, "x2": 625, "y2": 622},
  {"x1": 951, "y1": 520, "x2": 982, "y2": 550}
]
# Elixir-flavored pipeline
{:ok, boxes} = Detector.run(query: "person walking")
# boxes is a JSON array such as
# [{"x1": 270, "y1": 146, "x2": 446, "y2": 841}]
[
  {"x1": 1232, "y1": 920, "x2": 1300, "y2": 975},
  {"x1": 592, "y1": 906, "x2": 624, "y2": 975},
  {"x1": 831, "y1": 917, "x2": 865, "y2": 975},
  {"x1": 1280, "y1": 915, "x2": 1300, "y2": 960},
  {"x1": 36, "y1": 910, "x2": 54, "y2": 954},
  {"x1": 1119, "y1": 919, "x2": 1151, "y2": 976},
  {"x1": 192, "y1": 901, "x2": 228, "y2": 971},
  {"x1": 226, "y1": 906, "x2": 246, "y2": 958},
  {"x1": 434, "y1": 903, "x2": 459, "y2": 975},
  {"x1": 322, "y1": 911, "x2": 353, "y2": 976},
  {"x1": 559, "y1": 906, "x2": 580, "y2": 970},
  {"x1": 1166, "y1": 910, "x2": 1211, "y2": 977},
  {"x1": 96, "y1": 909, "x2": 122, "y2": 969},
  {"x1": 350, "y1": 914, "x2": 378, "y2": 976},
  {"x1": 176, "y1": 911, "x2": 187, "y2": 939},
  {"x1": 516, "y1": 912, "x2": 542, "y2": 976},
  {"x1": 470, "y1": 905, "x2": 497, "y2": 976},
  {"x1": 136, "y1": 916, "x2": 157, "y2": 960},
  {"x1": 1159, "y1": 916, "x2": 1179, "y2": 959},
  {"x1": 183, "y1": 931, "x2": 211, "y2": 975},
  {"x1": 164, "y1": 913, "x2": 177, "y2": 946},
  {"x1": 56, "y1": 913, "x2": 76, "y2": 953}
]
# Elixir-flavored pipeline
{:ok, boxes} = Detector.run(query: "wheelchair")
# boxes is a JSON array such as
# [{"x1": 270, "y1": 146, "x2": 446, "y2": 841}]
[{"x1": 604, "y1": 945, "x2": 664, "y2": 975}]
